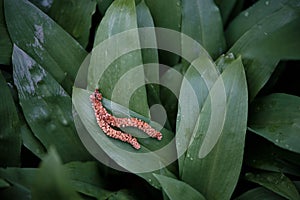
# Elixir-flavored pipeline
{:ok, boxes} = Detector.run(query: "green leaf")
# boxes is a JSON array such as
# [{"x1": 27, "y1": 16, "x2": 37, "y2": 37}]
[
  {"x1": 0, "y1": 71, "x2": 21, "y2": 167},
  {"x1": 160, "y1": 63, "x2": 186, "y2": 130},
  {"x1": 32, "y1": 148, "x2": 83, "y2": 200},
  {"x1": 245, "y1": 172, "x2": 300, "y2": 200},
  {"x1": 0, "y1": 168, "x2": 36, "y2": 189},
  {"x1": 0, "y1": 0, "x2": 12, "y2": 65},
  {"x1": 88, "y1": 0, "x2": 149, "y2": 117},
  {"x1": 245, "y1": 138, "x2": 300, "y2": 177},
  {"x1": 176, "y1": 53, "x2": 220, "y2": 176},
  {"x1": 249, "y1": 93, "x2": 300, "y2": 153},
  {"x1": 227, "y1": 0, "x2": 300, "y2": 100},
  {"x1": 181, "y1": 0, "x2": 226, "y2": 59},
  {"x1": 48, "y1": 0, "x2": 97, "y2": 48},
  {"x1": 179, "y1": 57, "x2": 248, "y2": 199},
  {"x1": 64, "y1": 161, "x2": 112, "y2": 199},
  {"x1": 21, "y1": 123, "x2": 46, "y2": 159},
  {"x1": 136, "y1": 1, "x2": 159, "y2": 101},
  {"x1": 72, "y1": 87, "x2": 176, "y2": 188},
  {"x1": 4, "y1": 0, "x2": 87, "y2": 93},
  {"x1": 12, "y1": 45, "x2": 91, "y2": 163},
  {"x1": 236, "y1": 187, "x2": 285, "y2": 200},
  {"x1": 226, "y1": 0, "x2": 295, "y2": 46},
  {"x1": 0, "y1": 161, "x2": 112, "y2": 200},
  {"x1": 154, "y1": 174, "x2": 206, "y2": 200},
  {"x1": 144, "y1": 0, "x2": 181, "y2": 66}
]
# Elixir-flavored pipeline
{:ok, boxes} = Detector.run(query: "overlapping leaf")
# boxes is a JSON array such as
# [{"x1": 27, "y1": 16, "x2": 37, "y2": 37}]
[
  {"x1": 13, "y1": 45, "x2": 91, "y2": 163},
  {"x1": 178, "y1": 57, "x2": 248, "y2": 199},
  {"x1": 245, "y1": 172, "x2": 300, "y2": 200},
  {"x1": 181, "y1": 0, "x2": 225, "y2": 60},
  {"x1": 4, "y1": 0, "x2": 87, "y2": 93},
  {"x1": 227, "y1": 0, "x2": 300, "y2": 100},
  {"x1": 249, "y1": 93, "x2": 300, "y2": 153},
  {"x1": 48, "y1": 0, "x2": 97, "y2": 48},
  {"x1": 144, "y1": 0, "x2": 181, "y2": 65},
  {"x1": 88, "y1": 0, "x2": 149, "y2": 117},
  {"x1": 154, "y1": 174, "x2": 206, "y2": 200}
]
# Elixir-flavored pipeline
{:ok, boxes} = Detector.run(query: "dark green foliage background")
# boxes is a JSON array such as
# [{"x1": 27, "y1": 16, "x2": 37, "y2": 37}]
[{"x1": 1, "y1": 0, "x2": 300, "y2": 199}]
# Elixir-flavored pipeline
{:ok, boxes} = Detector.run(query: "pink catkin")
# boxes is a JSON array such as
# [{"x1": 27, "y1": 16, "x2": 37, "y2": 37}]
[{"x1": 90, "y1": 89, "x2": 162, "y2": 149}]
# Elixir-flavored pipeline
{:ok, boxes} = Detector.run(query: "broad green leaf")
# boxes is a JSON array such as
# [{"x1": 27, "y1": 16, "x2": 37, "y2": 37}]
[
  {"x1": 21, "y1": 123, "x2": 46, "y2": 159},
  {"x1": 176, "y1": 53, "x2": 220, "y2": 176},
  {"x1": 214, "y1": 0, "x2": 239, "y2": 25},
  {"x1": 64, "y1": 161, "x2": 112, "y2": 199},
  {"x1": 245, "y1": 138, "x2": 300, "y2": 177},
  {"x1": 245, "y1": 172, "x2": 300, "y2": 200},
  {"x1": 227, "y1": 1, "x2": 300, "y2": 100},
  {"x1": 181, "y1": 0, "x2": 225, "y2": 60},
  {"x1": 4, "y1": 0, "x2": 87, "y2": 93},
  {"x1": 12, "y1": 45, "x2": 91, "y2": 163},
  {"x1": 144, "y1": 0, "x2": 181, "y2": 66},
  {"x1": 72, "y1": 87, "x2": 176, "y2": 188},
  {"x1": 0, "y1": 71, "x2": 21, "y2": 167},
  {"x1": 88, "y1": 0, "x2": 149, "y2": 117},
  {"x1": 160, "y1": 63, "x2": 186, "y2": 130},
  {"x1": 249, "y1": 93, "x2": 300, "y2": 153},
  {"x1": 17, "y1": 97, "x2": 46, "y2": 159},
  {"x1": 48, "y1": 0, "x2": 97, "y2": 48},
  {"x1": 236, "y1": 187, "x2": 285, "y2": 200},
  {"x1": 226, "y1": 0, "x2": 295, "y2": 46},
  {"x1": 32, "y1": 148, "x2": 82, "y2": 200},
  {"x1": 0, "y1": 0, "x2": 12, "y2": 65},
  {"x1": 180, "y1": 57, "x2": 248, "y2": 199},
  {"x1": 136, "y1": 0, "x2": 159, "y2": 101},
  {"x1": 154, "y1": 174, "x2": 206, "y2": 200}
]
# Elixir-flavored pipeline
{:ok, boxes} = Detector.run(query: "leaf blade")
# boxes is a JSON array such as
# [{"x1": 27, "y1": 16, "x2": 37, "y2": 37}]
[
  {"x1": 12, "y1": 45, "x2": 91, "y2": 163},
  {"x1": 4, "y1": 0, "x2": 87, "y2": 93}
]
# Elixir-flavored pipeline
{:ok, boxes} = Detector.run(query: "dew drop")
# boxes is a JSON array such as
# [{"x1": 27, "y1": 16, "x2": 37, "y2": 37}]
[
  {"x1": 148, "y1": 179, "x2": 152, "y2": 182},
  {"x1": 275, "y1": 139, "x2": 279, "y2": 143},
  {"x1": 190, "y1": 157, "x2": 194, "y2": 161},
  {"x1": 187, "y1": 153, "x2": 190, "y2": 158},
  {"x1": 61, "y1": 119, "x2": 68, "y2": 126},
  {"x1": 265, "y1": 1, "x2": 269, "y2": 5},
  {"x1": 244, "y1": 12, "x2": 249, "y2": 17},
  {"x1": 264, "y1": 32, "x2": 268, "y2": 36}
]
